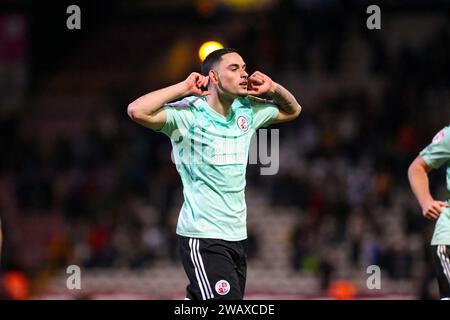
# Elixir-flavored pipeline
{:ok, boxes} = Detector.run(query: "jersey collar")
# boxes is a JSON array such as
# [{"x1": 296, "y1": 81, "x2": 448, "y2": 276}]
[{"x1": 199, "y1": 97, "x2": 246, "y2": 123}]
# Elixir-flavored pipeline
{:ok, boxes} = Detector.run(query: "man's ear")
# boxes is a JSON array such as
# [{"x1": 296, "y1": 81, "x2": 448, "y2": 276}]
[{"x1": 209, "y1": 69, "x2": 219, "y2": 84}]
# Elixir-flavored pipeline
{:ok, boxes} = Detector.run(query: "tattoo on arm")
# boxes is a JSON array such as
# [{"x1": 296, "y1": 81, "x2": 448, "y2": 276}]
[{"x1": 268, "y1": 84, "x2": 301, "y2": 115}]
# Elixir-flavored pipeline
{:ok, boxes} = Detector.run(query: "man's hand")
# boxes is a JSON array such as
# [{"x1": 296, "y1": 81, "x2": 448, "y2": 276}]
[
  {"x1": 421, "y1": 200, "x2": 450, "y2": 220},
  {"x1": 248, "y1": 71, "x2": 301, "y2": 124},
  {"x1": 183, "y1": 72, "x2": 210, "y2": 97},
  {"x1": 247, "y1": 71, "x2": 277, "y2": 96}
]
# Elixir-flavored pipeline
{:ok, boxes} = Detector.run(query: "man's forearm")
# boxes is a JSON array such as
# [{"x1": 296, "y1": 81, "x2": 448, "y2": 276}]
[
  {"x1": 408, "y1": 163, "x2": 433, "y2": 208},
  {"x1": 268, "y1": 83, "x2": 301, "y2": 115},
  {"x1": 128, "y1": 82, "x2": 188, "y2": 117}
]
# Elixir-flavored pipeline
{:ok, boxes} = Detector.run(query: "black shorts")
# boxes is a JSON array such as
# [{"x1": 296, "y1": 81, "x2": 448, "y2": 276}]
[
  {"x1": 431, "y1": 245, "x2": 450, "y2": 299},
  {"x1": 178, "y1": 235, "x2": 247, "y2": 300}
]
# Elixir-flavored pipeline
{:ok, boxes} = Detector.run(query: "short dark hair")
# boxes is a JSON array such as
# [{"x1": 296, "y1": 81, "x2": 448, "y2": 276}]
[{"x1": 201, "y1": 48, "x2": 239, "y2": 76}]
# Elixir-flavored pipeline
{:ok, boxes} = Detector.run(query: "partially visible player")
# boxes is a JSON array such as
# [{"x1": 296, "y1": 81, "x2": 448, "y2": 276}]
[
  {"x1": 0, "y1": 218, "x2": 2, "y2": 265},
  {"x1": 408, "y1": 124, "x2": 450, "y2": 300}
]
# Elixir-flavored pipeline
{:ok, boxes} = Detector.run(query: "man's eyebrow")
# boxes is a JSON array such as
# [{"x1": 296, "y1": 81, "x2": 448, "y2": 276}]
[{"x1": 227, "y1": 63, "x2": 246, "y2": 69}]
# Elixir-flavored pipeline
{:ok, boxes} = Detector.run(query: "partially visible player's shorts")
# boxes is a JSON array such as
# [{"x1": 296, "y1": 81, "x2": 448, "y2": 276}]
[
  {"x1": 178, "y1": 235, "x2": 247, "y2": 300},
  {"x1": 431, "y1": 245, "x2": 450, "y2": 299}
]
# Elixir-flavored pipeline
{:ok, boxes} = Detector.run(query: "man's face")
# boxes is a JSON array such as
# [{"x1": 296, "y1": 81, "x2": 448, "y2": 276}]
[{"x1": 213, "y1": 52, "x2": 249, "y2": 97}]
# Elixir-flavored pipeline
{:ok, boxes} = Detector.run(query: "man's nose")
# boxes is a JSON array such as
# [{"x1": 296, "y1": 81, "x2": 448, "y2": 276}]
[{"x1": 242, "y1": 70, "x2": 248, "y2": 78}]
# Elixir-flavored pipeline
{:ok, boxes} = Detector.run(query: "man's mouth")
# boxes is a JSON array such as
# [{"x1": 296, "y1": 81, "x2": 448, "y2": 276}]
[{"x1": 239, "y1": 81, "x2": 248, "y2": 88}]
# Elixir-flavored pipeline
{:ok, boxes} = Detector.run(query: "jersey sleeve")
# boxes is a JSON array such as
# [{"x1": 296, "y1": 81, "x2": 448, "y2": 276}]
[
  {"x1": 420, "y1": 126, "x2": 450, "y2": 169},
  {"x1": 250, "y1": 99, "x2": 279, "y2": 129},
  {"x1": 156, "y1": 98, "x2": 195, "y2": 138}
]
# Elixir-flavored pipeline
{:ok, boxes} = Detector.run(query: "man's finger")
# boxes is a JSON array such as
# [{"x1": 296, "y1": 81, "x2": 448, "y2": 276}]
[
  {"x1": 424, "y1": 211, "x2": 433, "y2": 220},
  {"x1": 431, "y1": 204, "x2": 443, "y2": 214},
  {"x1": 250, "y1": 75, "x2": 264, "y2": 84},
  {"x1": 248, "y1": 77, "x2": 257, "y2": 84},
  {"x1": 425, "y1": 210, "x2": 437, "y2": 217},
  {"x1": 425, "y1": 211, "x2": 439, "y2": 220},
  {"x1": 250, "y1": 80, "x2": 263, "y2": 86},
  {"x1": 427, "y1": 206, "x2": 440, "y2": 215},
  {"x1": 437, "y1": 201, "x2": 450, "y2": 207},
  {"x1": 433, "y1": 202, "x2": 444, "y2": 209},
  {"x1": 255, "y1": 71, "x2": 269, "y2": 81},
  {"x1": 253, "y1": 71, "x2": 264, "y2": 77},
  {"x1": 247, "y1": 89, "x2": 259, "y2": 95}
]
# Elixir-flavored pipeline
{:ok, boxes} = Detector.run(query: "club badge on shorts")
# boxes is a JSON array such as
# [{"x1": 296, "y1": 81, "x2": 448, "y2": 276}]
[
  {"x1": 237, "y1": 116, "x2": 249, "y2": 132},
  {"x1": 215, "y1": 280, "x2": 230, "y2": 295}
]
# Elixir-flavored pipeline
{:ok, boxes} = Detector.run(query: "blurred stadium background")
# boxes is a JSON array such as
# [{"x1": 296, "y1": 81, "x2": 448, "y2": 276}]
[{"x1": 0, "y1": 0, "x2": 449, "y2": 300}]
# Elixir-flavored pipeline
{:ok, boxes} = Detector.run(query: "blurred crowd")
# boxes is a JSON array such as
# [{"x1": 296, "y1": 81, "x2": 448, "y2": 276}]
[{"x1": 0, "y1": 2, "x2": 449, "y2": 299}]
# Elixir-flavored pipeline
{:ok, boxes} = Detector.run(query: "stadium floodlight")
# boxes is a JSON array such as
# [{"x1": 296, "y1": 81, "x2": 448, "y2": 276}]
[{"x1": 198, "y1": 41, "x2": 224, "y2": 62}]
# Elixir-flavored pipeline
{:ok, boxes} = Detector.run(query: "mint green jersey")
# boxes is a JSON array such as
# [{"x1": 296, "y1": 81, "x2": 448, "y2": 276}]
[
  {"x1": 420, "y1": 125, "x2": 450, "y2": 245},
  {"x1": 157, "y1": 96, "x2": 279, "y2": 241}
]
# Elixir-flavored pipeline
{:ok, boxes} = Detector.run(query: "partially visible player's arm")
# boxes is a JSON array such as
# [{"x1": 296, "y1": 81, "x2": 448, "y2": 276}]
[
  {"x1": 127, "y1": 72, "x2": 209, "y2": 130},
  {"x1": 408, "y1": 155, "x2": 450, "y2": 220},
  {"x1": 247, "y1": 71, "x2": 301, "y2": 124},
  {"x1": 0, "y1": 223, "x2": 2, "y2": 264}
]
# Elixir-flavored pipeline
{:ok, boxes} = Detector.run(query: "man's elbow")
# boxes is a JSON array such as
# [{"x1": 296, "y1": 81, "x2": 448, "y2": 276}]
[
  {"x1": 127, "y1": 102, "x2": 142, "y2": 122},
  {"x1": 291, "y1": 103, "x2": 302, "y2": 120}
]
